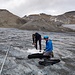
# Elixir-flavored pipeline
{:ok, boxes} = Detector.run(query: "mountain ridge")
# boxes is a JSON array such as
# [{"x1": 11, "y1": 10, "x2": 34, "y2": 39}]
[{"x1": 0, "y1": 9, "x2": 75, "y2": 32}]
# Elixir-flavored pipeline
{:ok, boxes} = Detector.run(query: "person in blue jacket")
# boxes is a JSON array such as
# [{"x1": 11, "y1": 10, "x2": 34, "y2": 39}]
[{"x1": 43, "y1": 35, "x2": 54, "y2": 58}]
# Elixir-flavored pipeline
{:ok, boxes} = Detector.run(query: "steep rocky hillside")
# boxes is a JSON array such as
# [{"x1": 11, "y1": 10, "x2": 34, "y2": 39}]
[
  {"x1": 21, "y1": 13, "x2": 74, "y2": 32},
  {"x1": 23, "y1": 11, "x2": 75, "y2": 25},
  {"x1": 50, "y1": 11, "x2": 75, "y2": 24},
  {"x1": 0, "y1": 9, "x2": 26, "y2": 28},
  {"x1": 0, "y1": 9, "x2": 75, "y2": 32}
]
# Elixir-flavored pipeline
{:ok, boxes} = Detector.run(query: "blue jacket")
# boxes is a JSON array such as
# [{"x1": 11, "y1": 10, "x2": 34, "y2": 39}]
[{"x1": 45, "y1": 39, "x2": 53, "y2": 52}]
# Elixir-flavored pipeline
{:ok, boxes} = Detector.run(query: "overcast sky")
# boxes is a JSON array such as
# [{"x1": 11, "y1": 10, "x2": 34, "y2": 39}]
[{"x1": 0, "y1": 0, "x2": 75, "y2": 17}]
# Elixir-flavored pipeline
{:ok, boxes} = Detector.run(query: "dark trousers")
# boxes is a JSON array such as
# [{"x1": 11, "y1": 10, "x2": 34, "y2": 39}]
[{"x1": 35, "y1": 39, "x2": 41, "y2": 50}]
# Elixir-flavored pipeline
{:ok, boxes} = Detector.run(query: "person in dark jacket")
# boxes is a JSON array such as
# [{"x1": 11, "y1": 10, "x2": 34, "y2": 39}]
[
  {"x1": 43, "y1": 35, "x2": 54, "y2": 58},
  {"x1": 32, "y1": 33, "x2": 42, "y2": 51}
]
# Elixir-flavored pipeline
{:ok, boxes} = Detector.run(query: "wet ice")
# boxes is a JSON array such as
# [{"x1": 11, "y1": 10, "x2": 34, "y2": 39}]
[{"x1": 0, "y1": 28, "x2": 75, "y2": 75}]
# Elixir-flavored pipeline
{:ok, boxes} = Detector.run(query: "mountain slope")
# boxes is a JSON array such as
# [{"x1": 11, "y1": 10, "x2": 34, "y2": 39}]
[
  {"x1": 21, "y1": 13, "x2": 74, "y2": 32},
  {"x1": 0, "y1": 9, "x2": 26, "y2": 28},
  {"x1": 0, "y1": 9, "x2": 75, "y2": 32}
]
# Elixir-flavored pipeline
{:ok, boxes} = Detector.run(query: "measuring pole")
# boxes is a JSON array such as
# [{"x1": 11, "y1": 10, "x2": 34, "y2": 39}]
[{"x1": 0, "y1": 45, "x2": 11, "y2": 75}]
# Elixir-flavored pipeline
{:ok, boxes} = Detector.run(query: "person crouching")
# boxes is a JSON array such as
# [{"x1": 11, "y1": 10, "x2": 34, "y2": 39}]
[{"x1": 43, "y1": 35, "x2": 54, "y2": 58}]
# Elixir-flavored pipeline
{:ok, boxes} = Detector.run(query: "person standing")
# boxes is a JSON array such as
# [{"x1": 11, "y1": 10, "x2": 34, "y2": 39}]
[{"x1": 32, "y1": 32, "x2": 42, "y2": 51}]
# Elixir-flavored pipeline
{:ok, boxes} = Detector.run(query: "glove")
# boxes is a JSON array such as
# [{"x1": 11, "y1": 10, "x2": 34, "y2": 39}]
[
  {"x1": 32, "y1": 43, "x2": 36, "y2": 45},
  {"x1": 44, "y1": 49, "x2": 46, "y2": 51}
]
